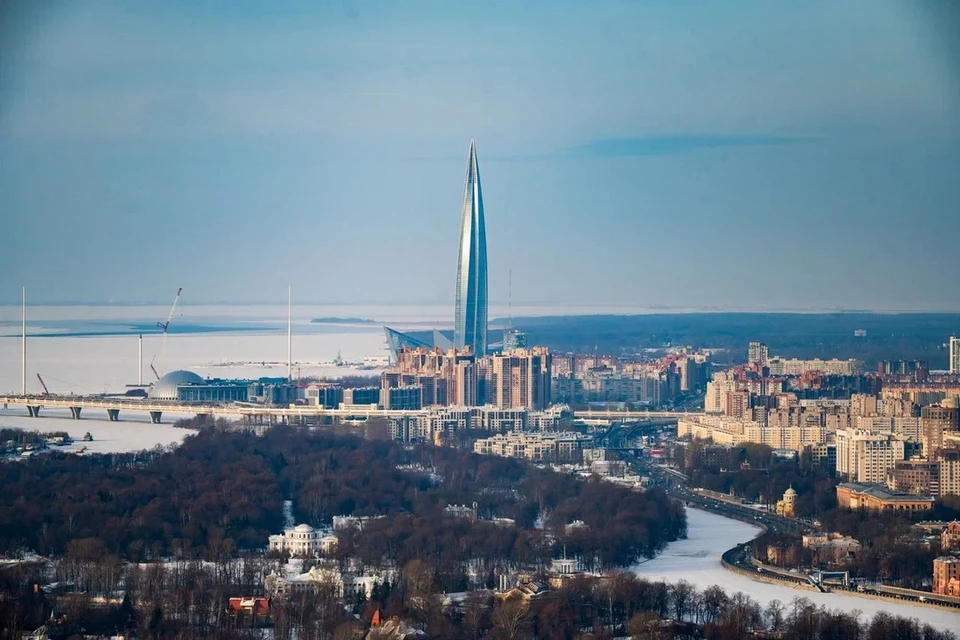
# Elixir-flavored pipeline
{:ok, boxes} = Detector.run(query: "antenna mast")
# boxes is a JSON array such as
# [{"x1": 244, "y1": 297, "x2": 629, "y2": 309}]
[
  {"x1": 287, "y1": 286, "x2": 292, "y2": 382},
  {"x1": 508, "y1": 269, "x2": 512, "y2": 329},
  {"x1": 21, "y1": 287, "x2": 26, "y2": 396}
]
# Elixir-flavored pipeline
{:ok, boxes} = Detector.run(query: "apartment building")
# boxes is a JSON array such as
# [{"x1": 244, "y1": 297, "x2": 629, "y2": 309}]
[{"x1": 835, "y1": 428, "x2": 908, "y2": 484}]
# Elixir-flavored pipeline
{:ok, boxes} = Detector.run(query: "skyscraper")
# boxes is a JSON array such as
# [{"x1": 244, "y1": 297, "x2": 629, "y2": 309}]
[
  {"x1": 748, "y1": 341, "x2": 769, "y2": 367},
  {"x1": 454, "y1": 139, "x2": 488, "y2": 355},
  {"x1": 951, "y1": 336, "x2": 960, "y2": 375}
]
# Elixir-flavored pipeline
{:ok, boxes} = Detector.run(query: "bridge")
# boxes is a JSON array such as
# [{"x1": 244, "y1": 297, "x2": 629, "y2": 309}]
[{"x1": 0, "y1": 395, "x2": 697, "y2": 425}]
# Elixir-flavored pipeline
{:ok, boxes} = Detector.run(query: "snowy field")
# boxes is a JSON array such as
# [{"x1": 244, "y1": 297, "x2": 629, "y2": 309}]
[
  {"x1": 0, "y1": 407, "x2": 198, "y2": 454},
  {"x1": 635, "y1": 508, "x2": 960, "y2": 634}
]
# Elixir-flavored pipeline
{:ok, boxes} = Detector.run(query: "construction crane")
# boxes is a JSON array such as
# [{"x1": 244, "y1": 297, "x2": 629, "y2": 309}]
[
  {"x1": 157, "y1": 287, "x2": 182, "y2": 333},
  {"x1": 153, "y1": 287, "x2": 182, "y2": 379},
  {"x1": 36, "y1": 374, "x2": 50, "y2": 396}
]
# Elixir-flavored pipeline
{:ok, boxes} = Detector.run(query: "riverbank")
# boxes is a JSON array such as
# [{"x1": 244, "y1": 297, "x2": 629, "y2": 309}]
[{"x1": 635, "y1": 508, "x2": 960, "y2": 635}]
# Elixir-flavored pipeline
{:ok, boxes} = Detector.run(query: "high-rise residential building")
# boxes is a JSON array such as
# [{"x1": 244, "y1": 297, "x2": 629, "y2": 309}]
[
  {"x1": 921, "y1": 404, "x2": 960, "y2": 460},
  {"x1": 490, "y1": 347, "x2": 552, "y2": 410},
  {"x1": 835, "y1": 428, "x2": 908, "y2": 484},
  {"x1": 951, "y1": 337, "x2": 960, "y2": 375},
  {"x1": 454, "y1": 139, "x2": 488, "y2": 356},
  {"x1": 705, "y1": 371, "x2": 738, "y2": 414},
  {"x1": 748, "y1": 341, "x2": 769, "y2": 367},
  {"x1": 503, "y1": 328, "x2": 527, "y2": 353}
]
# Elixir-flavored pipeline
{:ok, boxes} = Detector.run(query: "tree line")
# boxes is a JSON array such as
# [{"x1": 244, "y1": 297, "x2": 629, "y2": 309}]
[
  {"x1": 0, "y1": 424, "x2": 684, "y2": 574},
  {"x1": 4, "y1": 561, "x2": 955, "y2": 640}
]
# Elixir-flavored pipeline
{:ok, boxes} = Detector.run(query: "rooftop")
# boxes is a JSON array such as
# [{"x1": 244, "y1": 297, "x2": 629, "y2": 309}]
[{"x1": 838, "y1": 482, "x2": 936, "y2": 503}]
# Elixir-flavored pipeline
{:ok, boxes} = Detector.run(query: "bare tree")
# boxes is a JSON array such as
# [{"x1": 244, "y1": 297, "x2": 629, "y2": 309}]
[
  {"x1": 670, "y1": 580, "x2": 696, "y2": 622},
  {"x1": 764, "y1": 598, "x2": 785, "y2": 631},
  {"x1": 490, "y1": 596, "x2": 531, "y2": 640},
  {"x1": 462, "y1": 590, "x2": 491, "y2": 640}
]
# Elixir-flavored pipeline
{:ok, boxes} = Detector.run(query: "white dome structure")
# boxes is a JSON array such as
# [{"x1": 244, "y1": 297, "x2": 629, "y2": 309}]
[{"x1": 149, "y1": 370, "x2": 204, "y2": 400}]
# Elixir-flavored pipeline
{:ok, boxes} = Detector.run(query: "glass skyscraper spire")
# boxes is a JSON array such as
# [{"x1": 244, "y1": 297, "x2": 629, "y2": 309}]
[{"x1": 454, "y1": 139, "x2": 488, "y2": 355}]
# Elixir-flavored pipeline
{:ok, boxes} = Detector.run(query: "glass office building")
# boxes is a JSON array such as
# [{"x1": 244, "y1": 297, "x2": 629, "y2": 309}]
[{"x1": 454, "y1": 139, "x2": 488, "y2": 356}]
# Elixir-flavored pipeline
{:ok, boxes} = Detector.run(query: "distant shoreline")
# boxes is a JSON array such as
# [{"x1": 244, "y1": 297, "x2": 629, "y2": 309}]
[{"x1": 310, "y1": 317, "x2": 378, "y2": 324}]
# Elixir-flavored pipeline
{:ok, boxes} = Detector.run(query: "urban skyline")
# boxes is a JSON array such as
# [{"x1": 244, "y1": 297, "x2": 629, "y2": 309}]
[{"x1": 453, "y1": 140, "x2": 488, "y2": 356}]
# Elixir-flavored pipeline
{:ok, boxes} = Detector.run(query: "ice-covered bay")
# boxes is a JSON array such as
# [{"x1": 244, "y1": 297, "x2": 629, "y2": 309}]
[
  {"x1": 636, "y1": 508, "x2": 960, "y2": 634},
  {"x1": 0, "y1": 330, "x2": 388, "y2": 395},
  {"x1": 0, "y1": 407, "x2": 198, "y2": 454}
]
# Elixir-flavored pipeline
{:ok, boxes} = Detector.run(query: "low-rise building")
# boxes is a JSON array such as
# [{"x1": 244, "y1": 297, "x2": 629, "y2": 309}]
[
  {"x1": 775, "y1": 486, "x2": 797, "y2": 518},
  {"x1": 836, "y1": 483, "x2": 935, "y2": 513},
  {"x1": 942, "y1": 521, "x2": 960, "y2": 551},
  {"x1": 802, "y1": 532, "x2": 861, "y2": 565},
  {"x1": 266, "y1": 565, "x2": 393, "y2": 599},
  {"x1": 934, "y1": 556, "x2": 960, "y2": 596},
  {"x1": 473, "y1": 432, "x2": 592, "y2": 462}
]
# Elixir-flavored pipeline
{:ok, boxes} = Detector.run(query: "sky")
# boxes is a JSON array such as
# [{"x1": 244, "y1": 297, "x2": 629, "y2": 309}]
[{"x1": 1, "y1": 1, "x2": 958, "y2": 312}]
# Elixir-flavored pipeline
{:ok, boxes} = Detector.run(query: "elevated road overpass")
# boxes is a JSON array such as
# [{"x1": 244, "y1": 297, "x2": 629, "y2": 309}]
[{"x1": 0, "y1": 394, "x2": 699, "y2": 425}]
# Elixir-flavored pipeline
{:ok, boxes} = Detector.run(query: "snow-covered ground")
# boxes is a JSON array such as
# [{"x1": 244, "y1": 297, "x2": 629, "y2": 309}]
[
  {"x1": 0, "y1": 407, "x2": 198, "y2": 453},
  {"x1": 635, "y1": 508, "x2": 960, "y2": 634}
]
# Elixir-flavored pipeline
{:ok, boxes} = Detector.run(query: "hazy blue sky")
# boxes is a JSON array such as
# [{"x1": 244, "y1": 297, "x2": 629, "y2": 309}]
[{"x1": 1, "y1": 1, "x2": 958, "y2": 311}]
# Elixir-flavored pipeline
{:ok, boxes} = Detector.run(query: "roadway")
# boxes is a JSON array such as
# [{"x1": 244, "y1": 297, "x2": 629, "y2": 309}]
[
  {"x1": 0, "y1": 394, "x2": 699, "y2": 423},
  {"x1": 624, "y1": 452, "x2": 960, "y2": 610}
]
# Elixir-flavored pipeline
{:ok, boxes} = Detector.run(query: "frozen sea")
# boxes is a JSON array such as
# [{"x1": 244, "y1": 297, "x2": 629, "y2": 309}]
[
  {"x1": 0, "y1": 303, "x2": 414, "y2": 395},
  {"x1": 636, "y1": 508, "x2": 960, "y2": 634},
  {"x1": 0, "y1": 408, "x2": 198, "y2": 454},
  {"x1": 0, "y1": 300, "x2": 733, "y2": 396}
]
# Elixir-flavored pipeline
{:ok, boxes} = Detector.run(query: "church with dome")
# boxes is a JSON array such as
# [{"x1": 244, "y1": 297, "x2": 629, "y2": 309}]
[{"x1": 776, "y1": 485, "x2": 797, "y2": 518}]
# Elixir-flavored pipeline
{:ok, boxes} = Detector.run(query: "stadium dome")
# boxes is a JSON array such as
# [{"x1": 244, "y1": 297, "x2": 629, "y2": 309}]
[{"x1": 149, "y1": 369, "x2": 204, "y2": 400}]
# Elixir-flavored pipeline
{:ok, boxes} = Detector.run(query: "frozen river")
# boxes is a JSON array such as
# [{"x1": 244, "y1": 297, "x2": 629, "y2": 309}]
[
  {"x1": 636, "y1": 508, "x2": 960, "y2": 634},
  {"x1": 0, "y1": 407, "x2": 198, "y2": 454}
]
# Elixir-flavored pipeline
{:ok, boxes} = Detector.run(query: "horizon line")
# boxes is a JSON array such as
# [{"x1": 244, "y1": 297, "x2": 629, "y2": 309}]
[{"x1": 0, "y1": 300, "x2": 960, "y2": 316}]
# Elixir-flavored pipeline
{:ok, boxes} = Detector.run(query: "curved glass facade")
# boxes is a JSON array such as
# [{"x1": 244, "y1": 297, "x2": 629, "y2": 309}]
[{"x1": 454, "y1": 140, "x2": 488, "y2": 355}]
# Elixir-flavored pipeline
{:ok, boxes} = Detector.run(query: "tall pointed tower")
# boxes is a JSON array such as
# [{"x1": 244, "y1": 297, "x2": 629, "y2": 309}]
[{"x1": 454, "y1": 139, "x2": 488, "y2": 356}]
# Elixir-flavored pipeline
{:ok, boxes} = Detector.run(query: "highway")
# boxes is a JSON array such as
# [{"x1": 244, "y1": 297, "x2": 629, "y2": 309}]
[
  {"x1": 0, "y1": 394, "x2": 698, "y2": 424},
  {"x1": 623, "y1": 450, "x2": 813, "y2": 535}
]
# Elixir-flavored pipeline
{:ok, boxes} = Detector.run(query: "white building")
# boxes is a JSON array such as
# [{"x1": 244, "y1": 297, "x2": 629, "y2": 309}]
[
  {"x1": 268, "y1": 524, "x2": 338, "y2": 556},
  {"x1": 678, "y1": 414, "x2": 825, "y2": 452},
  {"x1": 473, "y1": 431, "x2": 592, "y2": 462},
  {"x1": 265, "y1": 565, "x2": 393, "y2": 599},
  {"x1": 767, "y1": 357, "x2": 865, "y2": 377},
  {"x1": 951, "y1": 337, "x2": 960, "y2": 375},
  {"x1": 854, "y1": 415, "x2": 921, "y2": 441},
  {"x1": 835, "y1": 428, "x2": 907, "y2": 484}
]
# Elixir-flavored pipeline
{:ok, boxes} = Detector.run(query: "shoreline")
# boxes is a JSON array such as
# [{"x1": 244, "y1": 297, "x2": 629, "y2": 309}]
[{"x1": 714, "y1": 511, "x2": 960, "y2": 613}]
